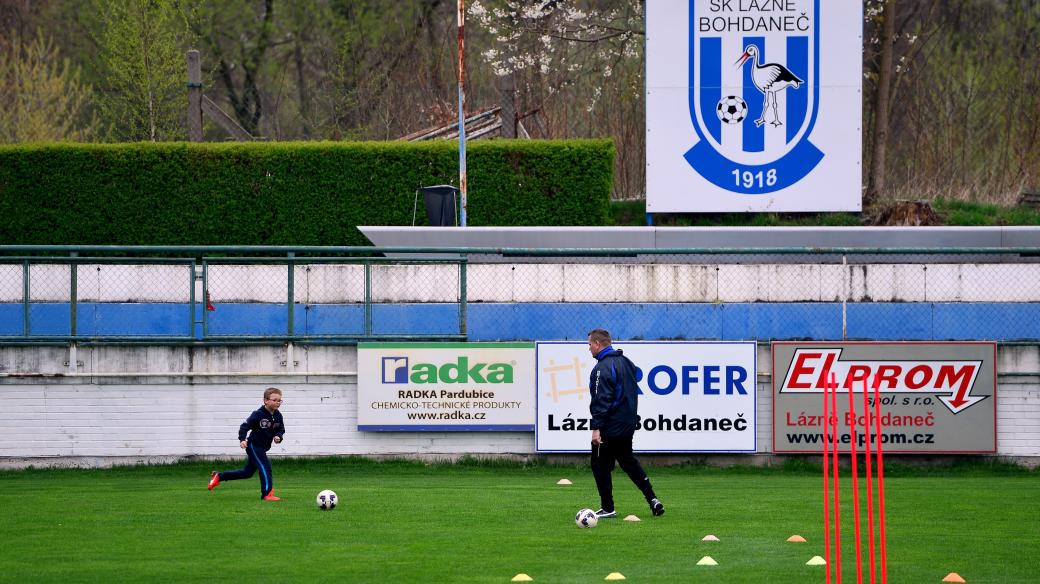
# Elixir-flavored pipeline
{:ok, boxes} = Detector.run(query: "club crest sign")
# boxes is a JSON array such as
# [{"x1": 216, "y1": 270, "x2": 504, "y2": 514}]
[{"x1": 646, "y1": 0, "x2": 862, "y2": 213}]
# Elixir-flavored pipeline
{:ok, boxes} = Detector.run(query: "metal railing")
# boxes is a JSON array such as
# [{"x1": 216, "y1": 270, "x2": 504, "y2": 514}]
[
  {"x1": 2, "y1": 245, "x2": 1039, "y2": 344},
  {"x1": 0, "y1": 246, "x2": 468, "y2": 344}
]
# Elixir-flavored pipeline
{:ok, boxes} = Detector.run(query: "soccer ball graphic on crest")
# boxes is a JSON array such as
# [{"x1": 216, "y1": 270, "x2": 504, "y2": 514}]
[
  {"x1": 575, "y1": 508, "x2": 598, "y2": 529},
  {"x1": 716, "y1": 95, "x2": 748, "y2": 125},
  {"x1": 316, "y1": 489, "x2": 338, "y2": 510}
]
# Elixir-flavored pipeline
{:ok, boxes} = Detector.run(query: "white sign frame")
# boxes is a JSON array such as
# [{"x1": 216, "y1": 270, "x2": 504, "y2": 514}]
[
  {"x1": 646, "y1": 0, "x2": 862, "y2": 212},
  {"x1": 536, "y1": 341, "x2": 757, "y2": 452},
  {"x1": 357, "y1": 342, "x2": 536, "y2": 431}
]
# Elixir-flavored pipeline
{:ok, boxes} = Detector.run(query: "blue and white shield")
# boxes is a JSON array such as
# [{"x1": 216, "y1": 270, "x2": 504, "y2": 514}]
[{"x1": 685, "y1": 0, "x2": 823, "y2": 194}]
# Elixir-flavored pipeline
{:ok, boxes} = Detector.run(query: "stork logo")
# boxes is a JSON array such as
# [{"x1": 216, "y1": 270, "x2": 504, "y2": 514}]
[
  {"x1": 778, "y1": 348, "x2": 989, "y2": 415},
  {"x1": 686, "y1": 0, "x2": 824, "y2": 194}
]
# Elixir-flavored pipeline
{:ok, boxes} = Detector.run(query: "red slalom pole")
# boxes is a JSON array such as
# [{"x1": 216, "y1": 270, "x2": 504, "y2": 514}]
[
  {"x1": 846, "y1": 374, "x2": 863, "y2": 584},
  {"x1": 872, "y1": 375, "x2": 888, "y2": 584},
  {"x1": 830, "y1": 374, "x2": 842, "y2": 584},
  {"x1": 862, "y1": 378, "x2": 877, "y2": 584},
  {"x1": 823, "y1": 371, "x2": 832, "y2": 584}
]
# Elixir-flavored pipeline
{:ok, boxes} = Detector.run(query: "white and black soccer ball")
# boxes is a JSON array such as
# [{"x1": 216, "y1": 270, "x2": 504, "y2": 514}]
[
  {"x1": 716, "y1": 95, "x2": 748, "y2": 125},
  {"x1": 316, "y1": 489, "x2": 338, "y2": 510},
  {"x1": 575, "y1": 508, "x2": 598, "y2": 529}
]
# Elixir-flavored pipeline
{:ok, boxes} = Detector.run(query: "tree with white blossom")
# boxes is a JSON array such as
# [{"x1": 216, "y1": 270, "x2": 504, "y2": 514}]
[{"x1": 467, "y1": 0, "x2": 644, "y2": 195}]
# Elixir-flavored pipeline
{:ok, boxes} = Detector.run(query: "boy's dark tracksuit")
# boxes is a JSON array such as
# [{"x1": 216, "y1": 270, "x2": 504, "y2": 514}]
[
  {"x1": 217, "y1": 406, "x2": 284, "y2": 498},
  {"x1": 589, "y1": 346, "x2": 658, "y2": 513}
]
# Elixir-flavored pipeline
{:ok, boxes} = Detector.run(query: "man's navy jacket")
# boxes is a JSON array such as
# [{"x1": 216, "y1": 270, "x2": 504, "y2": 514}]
[{"x1": 589, "y1": 346, "x2": 640, "y2": 437}]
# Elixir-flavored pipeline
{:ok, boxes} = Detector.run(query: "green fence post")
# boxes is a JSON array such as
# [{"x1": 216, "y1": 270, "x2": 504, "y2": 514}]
[
  {"x1": 287, "y1": 252, "x2": 296, "y2": 338},
  {"x1": 202, "y1": 261, "x2": 209, "y2": 339},
  {"x1": 189, "y1": 260, "x2": 196, "y2": 339},
  {"x1": 459, "y1": 259, "x2": 467, "y2": 338},
  {"x1": 22, "y1": 260, "x2": 29, "y2": 337},
  {"x1": 69, "y1": 252, "x2": 78, "y2": 338},
  {"x1": 364, "y1": 260, "x2": 372, "y2": 337}
]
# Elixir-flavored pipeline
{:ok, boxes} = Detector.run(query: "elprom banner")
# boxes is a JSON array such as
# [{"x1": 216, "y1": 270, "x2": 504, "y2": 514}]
[
  {"x1": 772, "y1": 342, "x2": 997, "y2": 453},
  {"x1": 646, "y1": 0, "x2": 862, "y2": 212},
  {"x1": 536, "y1": 342, "x2": 757, "y2": 452},
  {"x1": 357, "y1": 343, "x2": 535, "y2": 431}
]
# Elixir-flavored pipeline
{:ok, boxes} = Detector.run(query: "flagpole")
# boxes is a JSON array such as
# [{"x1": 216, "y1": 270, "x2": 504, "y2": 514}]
[{"x1": 457, "y1": 0, "x2": 468, "y2": 227}]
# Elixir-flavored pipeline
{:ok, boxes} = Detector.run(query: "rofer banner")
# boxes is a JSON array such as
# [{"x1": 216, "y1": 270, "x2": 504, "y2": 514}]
[{"x1": 537, "y1": 341, "x2": 757, "y2": 452}]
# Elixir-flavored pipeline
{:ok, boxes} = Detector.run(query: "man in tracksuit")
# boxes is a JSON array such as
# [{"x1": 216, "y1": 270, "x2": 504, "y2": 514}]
[
  {"x1": 208, "y1": 387, "x2": 285, "y2": 501},
  {"x1": 587, "y1": 328, "x2": 664, "y2": 519}
]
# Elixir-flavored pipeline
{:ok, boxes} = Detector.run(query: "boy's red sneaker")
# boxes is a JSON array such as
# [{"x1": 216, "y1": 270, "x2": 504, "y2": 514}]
[
  {"x1": 207, "y1": 472, "x2": 220, "y2": 490},
  {"x1": 262, "y1": 492, "x2": 281, "y2": 501}
]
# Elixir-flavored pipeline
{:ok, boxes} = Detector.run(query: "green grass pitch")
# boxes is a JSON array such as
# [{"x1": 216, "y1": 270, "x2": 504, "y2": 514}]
[{"x1": 0, "y1": 458, "x2": 1036, "y2": 583}]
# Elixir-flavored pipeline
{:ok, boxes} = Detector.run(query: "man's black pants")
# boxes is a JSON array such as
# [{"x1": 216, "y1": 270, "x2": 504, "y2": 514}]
[{"x1": 591, "y1": 435, "x2": 657, "y2": 512}]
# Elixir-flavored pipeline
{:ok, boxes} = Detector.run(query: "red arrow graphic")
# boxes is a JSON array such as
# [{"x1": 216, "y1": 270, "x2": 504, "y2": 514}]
[{"x1": 938, "y1": 382, "x2": 987, "y2": 414}]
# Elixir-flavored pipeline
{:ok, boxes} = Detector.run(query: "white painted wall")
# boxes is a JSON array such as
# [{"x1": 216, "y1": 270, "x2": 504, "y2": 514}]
[{"x1": 1, "y1": 344, "x2": 1036, "y2": 466}]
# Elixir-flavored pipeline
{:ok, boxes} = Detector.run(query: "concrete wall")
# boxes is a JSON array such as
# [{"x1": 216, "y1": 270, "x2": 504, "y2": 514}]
[{"x1": 2, "y1": 343, "x2": 1037, "y2": 467}]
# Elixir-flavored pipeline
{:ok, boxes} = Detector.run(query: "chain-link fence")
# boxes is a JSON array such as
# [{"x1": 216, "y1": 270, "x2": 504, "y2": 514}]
[
  {"x1": 0, "y1": 252, "x2": 467, "y2": 342},
  {"x1": 462, "y1": 251, "x2": 1040, "y2": 342},
  {"x1": 1, "y1": 247, "x2": 1038, "y2": 343}
]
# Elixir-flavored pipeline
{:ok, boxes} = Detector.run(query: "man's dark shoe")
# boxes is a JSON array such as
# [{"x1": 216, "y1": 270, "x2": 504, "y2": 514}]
[
  {"x1": 594, "y1": 509, "x2": 618, "y2": 519},
  {"x1": 650, "y1": 498, "x2": 665, "y2": 516}
]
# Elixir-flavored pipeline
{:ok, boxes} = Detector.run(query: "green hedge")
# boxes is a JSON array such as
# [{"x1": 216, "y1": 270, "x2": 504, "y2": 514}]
[{"x1": 0, "y1": 140, "x2": 614, "y2": 246}]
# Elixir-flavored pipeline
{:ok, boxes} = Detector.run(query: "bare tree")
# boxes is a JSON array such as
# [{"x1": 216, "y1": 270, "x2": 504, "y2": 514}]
[
  {"x1": 190, "y1": 0, "x2": 285, "y2": 137},
  {"x1": 467, "y1": 0, "x2": 644, "y2": 196},
  {"x1": 865, "y1": 0, "x2": 896, "y2": 205}
]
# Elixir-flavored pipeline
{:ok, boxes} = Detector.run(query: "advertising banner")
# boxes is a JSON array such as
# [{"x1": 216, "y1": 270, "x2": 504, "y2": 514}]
[
  {"x1": 536, "y1": 342, "x2": 757, "y2": 452},
  {"x1": 772, "y1": 342, "x2": 997, "y2": 453},
  {"x1": 646, "y1": 0, "x2": 862, "y2": 212},
  {"x1": 357, "y1": 343, "x2": 535, "y2": 431}
]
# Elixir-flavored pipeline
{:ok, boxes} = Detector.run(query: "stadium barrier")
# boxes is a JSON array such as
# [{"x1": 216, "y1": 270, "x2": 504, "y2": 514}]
[
  {"x1": 2, "y1": 245, "x2": 1040, "y2": 343},
  {"x1": 1, "y1": 246, "x2": 1038, "y2": 465}
]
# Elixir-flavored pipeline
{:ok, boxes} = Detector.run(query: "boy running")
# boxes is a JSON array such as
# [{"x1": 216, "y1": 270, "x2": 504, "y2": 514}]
[{"x1": 208, "y1": 387, "x2": 285, "y2": 501}]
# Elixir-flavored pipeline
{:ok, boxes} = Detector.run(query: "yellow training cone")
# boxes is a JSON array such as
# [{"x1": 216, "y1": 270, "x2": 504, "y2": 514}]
[
  {"x1": 942, "y1": 573, "x2": 966, "y2": 583},
  {"x1": 787, "y1": 535, "x2": 807, "y2": 543},
  {"x1": 604, "y1": 572, "x2": 626, "y2": 580},
  {"x1": 806, "y1": 556, "x2": 827, "y2": 566},
  {"x1": 556, "y1": 479, "x2": 572, "y2": 485},
  {"x1": 511, "y1": 574, "x2": 533, "y2": 582},
  {"x1": 696, "y1": 556, "x2": 718, "y2": 566},
  {"x1": 623, "y1": 514, "x2": 641, "y2": 522},
  {"x1": 701, "y1": 534, "x2": 720, "y2": 541}
]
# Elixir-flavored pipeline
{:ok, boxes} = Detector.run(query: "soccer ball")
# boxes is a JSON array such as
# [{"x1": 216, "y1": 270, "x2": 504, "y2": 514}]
[
  {"x1": 316, "y1": 489, "x2": 338, "y2": 510},
  {"x1": 575, "y1": 508, "x2": 598, "y2": 529},
  {"x1": 716, "y1": 95, "x2": 748, "y2": 124}
]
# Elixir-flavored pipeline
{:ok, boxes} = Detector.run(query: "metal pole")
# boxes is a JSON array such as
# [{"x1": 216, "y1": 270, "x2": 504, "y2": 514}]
[
  {"x1": 364, "y1": 261, "x2": 372, "y2": 336},
  {"x1": 459, "y1": 260, "x2": 467, "y2": 337},
  {"x1": 823, "y1": 373, "x2": 832, "y2": 584},
  {"x1": 69, "y1": 252, "x2": 78, "y2": 338},
  {"x1": 457, "y1": 0, "x2": 468, "y2": 226},
  {"x1": 22, "y1": 260, "x2": 29, "y2": 336},
  {"x1": 187, "y1": 50, "x2": 203, "y2": 142},
  {"x1": 202, "y1": 262, "x2": 210, "y2": 339},
  {"x1": 872, "y1": 375, "x2": 888, "y2": 584},
  {"x1": 842, "y1": 254, "x2": 848, "y2": 340},
  {"x1": 287, "y1": 252, "x2": 295, "y2": 337},
  {"x1": 189, "y1": 261, "x2": 196, "y2": 338}
]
